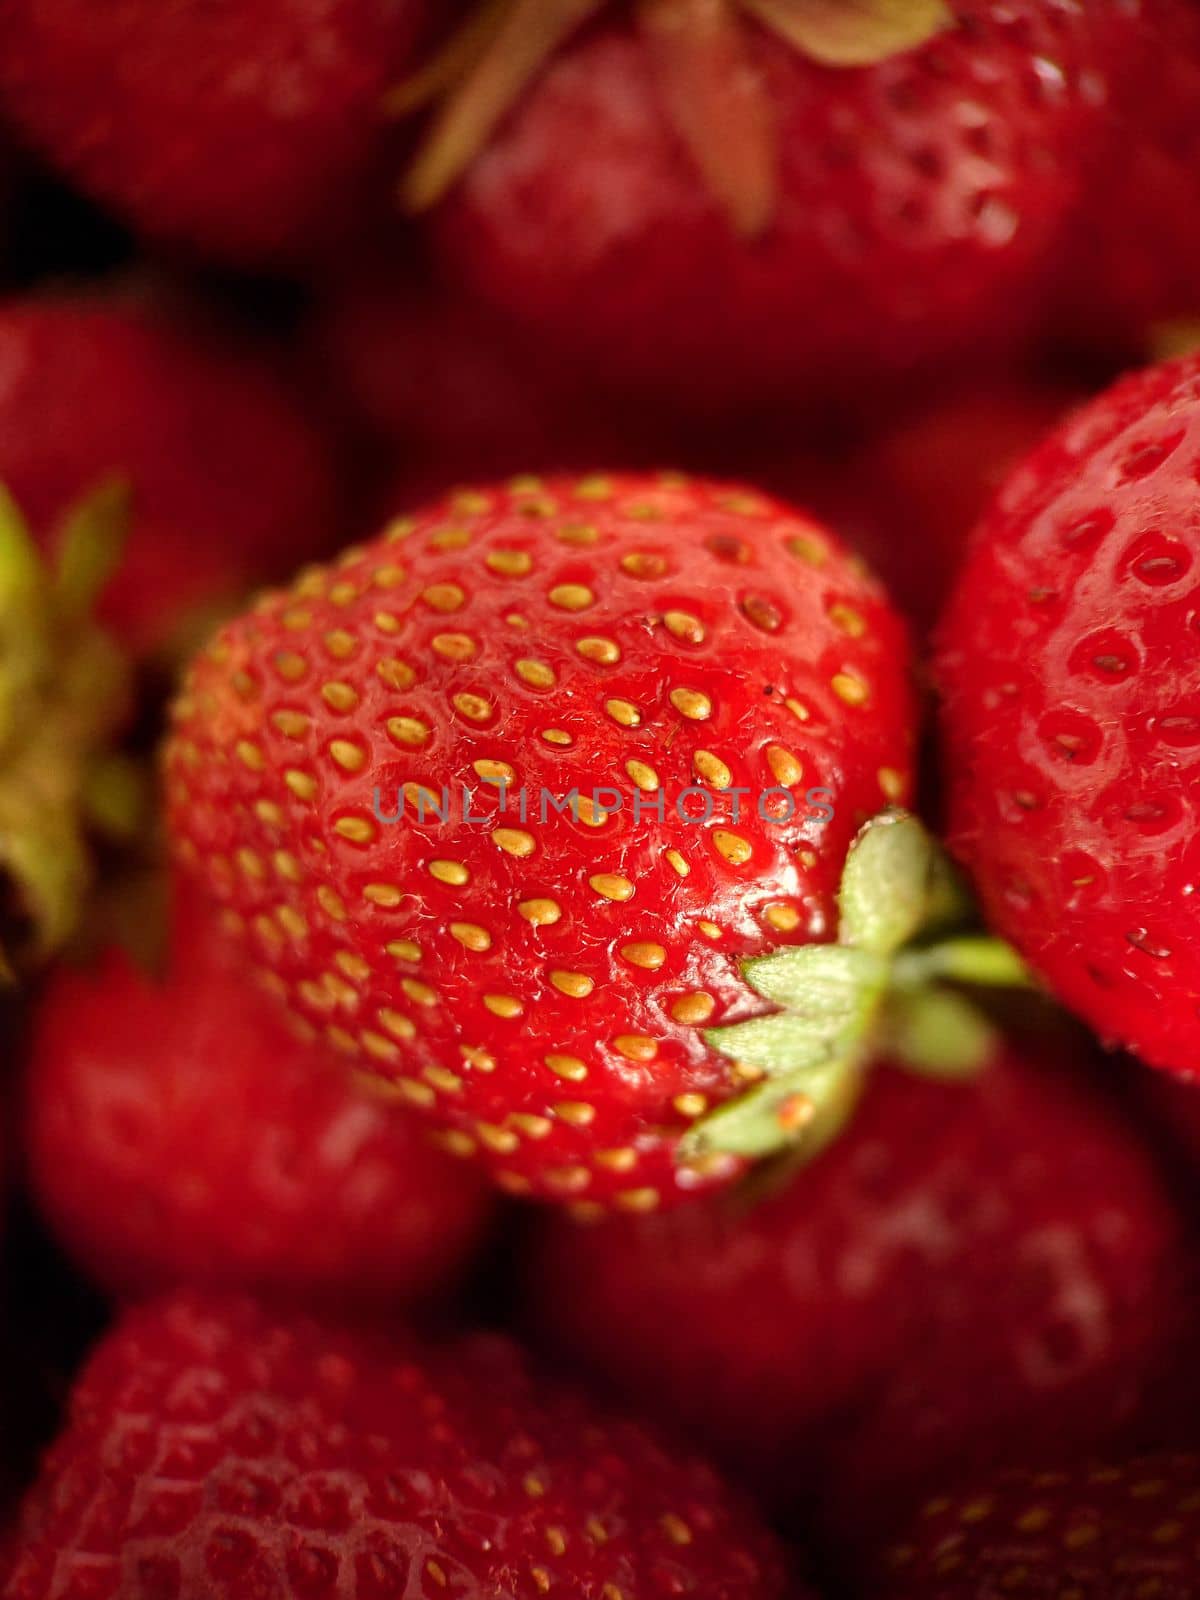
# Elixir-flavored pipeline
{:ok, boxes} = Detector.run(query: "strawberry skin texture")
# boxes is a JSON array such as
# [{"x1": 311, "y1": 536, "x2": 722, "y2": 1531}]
[
  {"x1": 0, "y1": 1, "x2": 428, "y2": 267},
  {"x1": 428, "y1": 5, "x2": 1129, "y2": 411},
  {"x1": 528, "y1": 1048, "x2": 1187, "y2": 1529},
  {"x1": 26, "y1": 898, "x2": 493, "y2": 1311},
  {"x1": 0, "y1": 295, "x2": 342, "y2": 653},
  {"x1": 3, "y1": 1290, "x2": 795, "y2": 1600},
  {"x1": 938, "y1": 355, "x2": 1200, "y2": 1077},
  {"x1": 870, "y1": 1453, "x2": 1200, "y2": 1598},
  {"x1": 164, "y1": 471, "x2": 915, "y2": 1211}
]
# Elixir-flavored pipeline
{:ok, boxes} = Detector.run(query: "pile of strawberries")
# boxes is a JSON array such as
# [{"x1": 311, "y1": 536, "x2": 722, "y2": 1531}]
[{"x1": 1, "y1": 1, "x2": 1200, "y2": 1596}]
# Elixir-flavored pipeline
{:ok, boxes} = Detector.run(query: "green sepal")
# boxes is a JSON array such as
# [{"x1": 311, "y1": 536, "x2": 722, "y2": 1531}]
[
  {"x1": 740, "y1": 942, "x2": 886, "y2": 1019},
  {"x1": 893, "y1": 936, "x2": 1033, "y2": 991},
  {"x1": 881, "y1": 986, "x2": 998, "y2": 1079},
  {"x1": 0, "y1": 482, "x2": 132, "y2": 969},
  {"x1": 679, "y1": 1052, "x2": 857, "y2": 1160},
  {"x1": 837, "y1": 808, "x2": 935, "y2": 955},
  {"x1": 690, "y1": 807, "x2": 1029, "y2": 1168},
  {"x1": 740, "y1": 0, "x2": 954, "y2": 69},
  {"x1": 53, "y1": 478, "x2": 131, "y2": 621},
  {"x1": 701, "y1": 1012, "x2": 849, "y2": 1076}
]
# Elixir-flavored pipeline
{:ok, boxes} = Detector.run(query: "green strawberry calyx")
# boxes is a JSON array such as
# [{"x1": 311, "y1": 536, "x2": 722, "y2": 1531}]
[
  {"x1": 396, "y1": 0, "x2": 954, "y2": 232},
  {"x1": 0, "y1": 481, "x2": 136, "y2": 974},
  {"x1": 681, "y1": 809, "x2": 1030, "y2": 1161}
]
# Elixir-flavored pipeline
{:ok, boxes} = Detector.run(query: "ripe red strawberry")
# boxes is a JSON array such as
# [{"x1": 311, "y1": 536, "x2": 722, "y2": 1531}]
[
  {"x1": 25, "y1": 890, "x2": 494, "y2": 1311},
  {"x1": 937, "y1": 354, "x2": 1200, "y2": 1078},
  {"x1": 3, "y1": 1289, "x2": 796, "y2": 1600},
  {"x1": 164, "y1": 470, "x2": 927, "y2": 1210},
  {"x1": 408, "y1": 2, "x2": 1133, "y2": 412},
  {"x1": 0, "y1": 1, "x2": 430, "y2": 267},
  {"x1": 0, "y1": 293, "x2": 342, "y2": 654},
  {"x1": 527, "y1": 1043, "x2": 1188, "y2": 1530},
  {"x1": 1056, "y1": 0, "x2": 1200, "y2": 353},
  {"x1": 866, "y1": 1452, "x2": 1200, "y2": 1598}
]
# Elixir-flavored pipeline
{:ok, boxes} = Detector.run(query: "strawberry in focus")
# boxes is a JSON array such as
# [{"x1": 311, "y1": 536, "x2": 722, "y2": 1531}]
[
  {"x1": 938, "y1": 354, "x2": 1200, "y2": 1079},
  {"x1": 412, "y1": 2, "x2": 1134, "y2": 414},
  {"x1": 25, "y1": 891, "x2": 494, "y2": 1311},
  {"x1": 3, "y1": 1289, "x2": 796, "y2": 1600},
  {"x1": 164, "y1": 470, "x2": 920, "y2": 1210},
  {"x1": 0, "y1": 293, "x2": 342, "y2": 655},
  {"x1": 528, "y1": 1043, "x2": 1189, "y2": 1532},
  {"x1": 0, "y1": 0, "x2": 431, "y2": 267},
  {"x1": 867, "y1": 1452, "x2": 1200, "y2": 1598}
]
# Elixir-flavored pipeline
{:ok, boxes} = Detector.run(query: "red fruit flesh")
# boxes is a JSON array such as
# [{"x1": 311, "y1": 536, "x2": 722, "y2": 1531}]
[
  {"x1": 528, "y1": 1047, "x2": 1187, "y2": 1529},
  {"x1": 26, "y1": 896, "x2": 493, "y2": 1310},
  {"x1": 938, "y1": 354, "x2": 1200, "y2": 1077},
  {"x1": 428, "y1": 5, "x2": 1126, "y2": 410},
  {"x1": 0, "y1": 295, "x2": 342, "y2": 652},
  {"x1": 0, "y1": 0, "x2": 429, "y2": 267},
  {"x1": 165, "y1": 471, "x2": 915, "y2": 1209},
  {"x1": 869, "y1": 1453, "x2": 1200, "y2": 1598},
  {"x1": 4, "y1": 1290, "x2": 796, "y2": 1600}
]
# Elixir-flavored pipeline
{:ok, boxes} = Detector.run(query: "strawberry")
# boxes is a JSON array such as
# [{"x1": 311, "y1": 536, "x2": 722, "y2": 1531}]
[
  {"x1": 160, "y1": 468, "x2": 1015, "y2": 1211},
  {"x1": 317, "y1": 264, "x2": 657, "y2": 513},
  {"x1": 866, "y1": 1452, "x2": 1200, "y2": 1598},
  {"x1": 527, "y1": 1042, "x2": 1189, "y2": 1532},
  {"x1": 403, "y1": 1, "x2": 1132, "y2": 413},
  {"x1": 0, "y1": 292, "x2": 342, "y2": 655},
  {"x1": 0, "y1": 1, "x2": 431, "y2": 267},
  {"x1": 3, "y1": 1289, "x2": 796, "y2": 1599},
  {"x1": 25, "y1": 888, "x2": 494, "y2": 1311},
  {"x1": 937, "y1": 353, "x2": 1200, "y2": 1079},
  {"x1": 1056, "y1": 0, "x2": 1200, "y2": 355},
  {"x1": 756, "y1": 378, "x2": 1079, "y2": 637}
]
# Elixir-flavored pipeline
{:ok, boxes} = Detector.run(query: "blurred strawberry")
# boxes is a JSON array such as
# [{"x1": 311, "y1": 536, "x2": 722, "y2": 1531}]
[
  {"x1": 528, "y1": 1043, "x2": 1189, "y2": 1532},
  {"x1": 0, "y1": 292, "x2": 342, "y2": 655},
  {"x1": 866, "y1": 1452, "x2": 1200, "y2": 1598},
  {"x1": 1056, "y1": 0, "x2": 1200, "y2": 355},
  {"x1": 756, "y1": 378, "x2": 1080, "y2": 636},
  {"x1": 26, "y1": 889, "x2": 494, "y2": 1311},
  {"x1": 316, "y1": 263, "x2": 646, "y2": 511},
  {"x1": 406, "y1": 1, "x2": 1136, "y2": 415},
  {"x1": 0, "y1": 1, "x2": 432, "y2": 267},
  {"x1": 3, "y1": 1289, "x2": 797, "y2": 1600}
]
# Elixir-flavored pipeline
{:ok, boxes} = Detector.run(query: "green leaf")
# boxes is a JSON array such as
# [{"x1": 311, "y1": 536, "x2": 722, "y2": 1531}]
[
  {"x1": 703, "y1": 1011, "x2": 847, "y2": 1075},
  {"x1": 680, "y1": 1053, "x2": 857, "y2": 1159},
  {"x1": 837, "y1": 808, "x2": 935, "y2": 956},
  {"x1": 741, "y1": 942, "x2": 886, "y2": 1017},
  {"x1": 883, "y1": 986, "x2": 996, "y2": 1079},
  {"x1": 740, "y1": 0, "x2": 954, "y2": 69}
]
